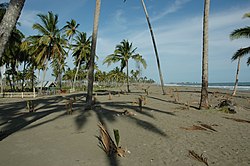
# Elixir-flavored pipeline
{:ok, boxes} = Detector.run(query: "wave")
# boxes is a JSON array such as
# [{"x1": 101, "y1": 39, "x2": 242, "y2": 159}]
[{"x1": 166, "y1": 82, "x2": 250, "y2": 91}]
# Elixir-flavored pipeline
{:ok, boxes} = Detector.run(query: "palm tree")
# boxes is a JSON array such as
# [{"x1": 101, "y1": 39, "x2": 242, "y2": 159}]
[
  {"x1": 62, "y1": 67, "x2": 75, "y2": 89},
  {"x1": 199, "y1": 0, "x2": 210, "y2": 110},
  {"x1": 103, "y1": 39, "x2": 147, "y2": 92},
  {"x1": 71, "y1": 32, "x2": 91, "y2": 90},
  {"x1": 230, "y1": 13, "x2": 250, "y2": 95},
  {"x1": 31, "y1": 11, "x2": 65, "y2": 93},
  {"x1": 86, "y1": 0, "x2": 101, "y2": 106},
  {"x1": 63, "y1": 19, "x2": 80, "y2": 41},
  {"x1": 232, "y1": 57, "x2": 241, "y2": 96},
  {"x1": 0, "y1": 0, "x2": 25, "y2": 60},
  {"x1": 124, "y1": 0, "x2": 165, "y2": 95}
]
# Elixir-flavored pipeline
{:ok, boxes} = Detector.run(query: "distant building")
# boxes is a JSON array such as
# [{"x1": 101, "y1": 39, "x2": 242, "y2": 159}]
[{"x1": 35, "y1": 81, "x2": 57, "y2": 90}]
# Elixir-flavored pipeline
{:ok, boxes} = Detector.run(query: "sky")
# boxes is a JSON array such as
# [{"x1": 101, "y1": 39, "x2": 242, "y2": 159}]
[{"x1": 1, "y1": 0, "x2": 250, "y2": 83}]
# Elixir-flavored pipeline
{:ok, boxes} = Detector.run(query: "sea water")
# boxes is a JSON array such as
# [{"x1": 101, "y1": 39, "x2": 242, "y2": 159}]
[{"x1": 166, "y1": 82, "x2": 250, "y2": 91}]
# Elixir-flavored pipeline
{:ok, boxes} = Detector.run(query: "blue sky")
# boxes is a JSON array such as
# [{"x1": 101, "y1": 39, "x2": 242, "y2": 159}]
[{"x1": 2, "y1": 0, "x2": 250, "y2": 83}]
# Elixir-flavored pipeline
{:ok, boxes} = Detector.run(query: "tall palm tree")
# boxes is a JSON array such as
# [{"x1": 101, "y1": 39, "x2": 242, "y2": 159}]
[
  {"x1": 31, "y1": 11, "x2": 65, "y2": 93},
  {"x1": 199, "y1": 0, "x2": 210, "y2": 110},
  {"x1": 71, "y1": 32, "x2": 91, "y2": 90},
  {"x1": 103, "y1": 39, "x2": 147, "y2": 92},
  {"x1": 86, "y1": 0, "x2": 101, "y2": 106},
  {"x1": 124, "y1": 0, "x2": 165, "y2": 95},
  {"x1": 230, "y1": 13, "x2": 250, "y2": 95},
  {"x1": 0, "y1": 0, "x2": 25, "y2": 60}
]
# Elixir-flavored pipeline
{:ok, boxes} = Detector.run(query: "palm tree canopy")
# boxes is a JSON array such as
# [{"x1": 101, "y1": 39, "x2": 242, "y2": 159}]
[
  {"x1": 103, "y1": 39, "x2": 147, "y2": 72},
  {"x1": 62, "y1": 19, "x2": 80, "y2": 39},
  {"x1": 230, "y1": 12, "x2": 250, "y2": 65},
  {"x1": 31, "y1": 11, "x2": 66, "y2": 67},
  {"x1": 230, "y1": 26, "x2": 250, "y2": 40},
  {"x1": 71, "y1": 32, "x2": 91, "y2": 66}
]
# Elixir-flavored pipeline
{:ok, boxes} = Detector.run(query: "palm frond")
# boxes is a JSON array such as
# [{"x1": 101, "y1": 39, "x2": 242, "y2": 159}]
[
  {"x1": 243, "y1": 12, "x2": 250, "y2": 19},
  {"x1": 231, "y1": 46, "x2": 250, "y2": 61},
  {"x1": 230, "y1": 26, "x2": 250, "y2": 40}
]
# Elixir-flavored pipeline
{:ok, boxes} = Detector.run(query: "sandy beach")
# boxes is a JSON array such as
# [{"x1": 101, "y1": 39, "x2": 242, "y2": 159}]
[{"x1": 0, "y1": 84, "x2": 249, "y2": 166}]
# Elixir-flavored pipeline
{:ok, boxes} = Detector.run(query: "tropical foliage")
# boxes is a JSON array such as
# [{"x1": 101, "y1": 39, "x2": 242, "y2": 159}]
[
  {"x1": 103, "y1": 39, "x2": 147, "y2": 92},
  {"x1": 230, "y1": 12, "x2": 250, "y2": 65}
]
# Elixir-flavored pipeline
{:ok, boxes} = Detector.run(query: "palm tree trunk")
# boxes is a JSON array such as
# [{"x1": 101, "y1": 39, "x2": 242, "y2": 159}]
[
  {"x1": 40, "y1": 59, "x2": 48, "y2": 94},
  {"x1": 31, "y1": 65, "x2": 34, "y2": 90},
  {"x1": 232, "y1": 57, "x2": 241, "y2": 96},
  {"x1": 21, "y1": 61, "x2": 26, "y2": 91},
  {"x1": 73, "y1": 60, "x2": 81, "y2": 91},
  {"x1": 140, "y1": 0, "x2": 165, "y2": 95},
  {"x1": 199, "y1": 0, "x2": 210, "y2": 110},
  {"x1": 86, "y1": 0, "x2": 101, "y2": 106},
  {"x1": 126, "y1": 60, "x2": 130, "y2": 92},
  {"x1": 0, "y1": 0, "x2": 25, "y2": 59},
  {"x1": 0, "y1": 66, "x2": 3, "y2": 96}
]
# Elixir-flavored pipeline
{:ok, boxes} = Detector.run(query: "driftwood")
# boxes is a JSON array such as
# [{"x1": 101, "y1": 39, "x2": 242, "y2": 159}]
[
  {"x1": 189, "y1": 150, "x2": 209, "y2": 166},
  {"x1": 180, "y1": 123, "x2": 217, "y2": 132},
  {"x1": 180, "y1": 125, "x2": 207, "y2": 131},
  {"x1": 223, "y1": 117, "x2": 250, "y2": 124}
]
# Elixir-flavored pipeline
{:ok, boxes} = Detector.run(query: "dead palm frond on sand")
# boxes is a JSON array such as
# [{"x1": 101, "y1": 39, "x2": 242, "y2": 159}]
[{"x1": 97, "y1": 123, "x2": 126, "y2": 157}]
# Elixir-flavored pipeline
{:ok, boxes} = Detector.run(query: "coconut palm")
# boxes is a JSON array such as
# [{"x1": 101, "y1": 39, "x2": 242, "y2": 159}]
[
  {"x1": 0, "y1": 0, "x2": 25, "y2": 60},
  {"x1": 124, "y1": 0, "x2": 165, "y2": 95},
  {"x1": 86, "y1": 0, "x2": 101, "y2": 106},
  {"x1": 199, "y1": 0, "x2": 210, "y2": 110},
  {"x1": 230, "y1": 13, "x2": 250, "y2": 95},
  {"x1": 103, "y1": 39, "x2": 147, "y2": 92},
  {"x1": 62, "y1": 67, "x2": 75, "y2": 88},
  {"x1": 31, "y1": 11, "x2": 65, "y2": 93},
  {"x1": 71, "y1": 32, "x2": 91, "y2": 90},
  {"x1": 63, "y1": 19, "x2": 80, "y2": 41}
]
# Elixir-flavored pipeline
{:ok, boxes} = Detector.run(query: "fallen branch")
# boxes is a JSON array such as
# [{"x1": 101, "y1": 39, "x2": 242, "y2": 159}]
[
  {"x1": 223, "y1": 117, "x2": 250, "y2": 124},
  {"x1": 189, "y1": 150, "x2": 209, "y2": 166}
]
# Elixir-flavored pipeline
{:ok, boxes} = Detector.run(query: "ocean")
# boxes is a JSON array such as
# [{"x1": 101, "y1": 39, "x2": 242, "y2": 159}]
[{"x1": 166, "y1": 82, "x2": 250, "y2": 91}]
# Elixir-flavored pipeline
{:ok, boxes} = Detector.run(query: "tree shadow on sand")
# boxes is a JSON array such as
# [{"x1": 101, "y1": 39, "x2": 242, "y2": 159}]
[
  {"x1": 0, "y1": 93, "x2": 85, "y2": 141},
  {"x1": 74, "y1": 94, "x2": 175, "y2": 166}
]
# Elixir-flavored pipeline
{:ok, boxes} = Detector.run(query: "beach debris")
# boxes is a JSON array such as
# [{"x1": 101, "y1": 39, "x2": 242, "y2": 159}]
[
  {"x1": 138, "y1": 97, "x2": 143, "y2": 111},
  {"x1": 97, "y1": 123, "x2": 126, "y2": 157},
  {"x1": 26, "y1": 100, "x2": 35, "y2": 112},
  {"x1": 223, "y1": 117, "x2": 250, "y2": 124},
  {"x1": 199, "y1": 123, "x2": 217, "y2": 132},
  {"x1": 180, "y1": 123, "x2": 217, "y2": 132},
  {"x1": 142, "y1": 86, "x2": 150, "y2": 95},
  {"x1": 108, "y1": 92, "x2": 112, "y2": 100},
  {"x1": 180, "y1": 125, "x2": 207, "y2": 131},
  {"x1": 122, "y1": 110, "x2": 136, "y2": 116},
  {"x1": 215, "y1": 99, "x2": 236, "y2": 114},
  {"x1": 189, "y1": 150, "x2": 209, "y2": 166},
  {"x1": 65, "y1": 98, "x2": 75, "y2": 115}
]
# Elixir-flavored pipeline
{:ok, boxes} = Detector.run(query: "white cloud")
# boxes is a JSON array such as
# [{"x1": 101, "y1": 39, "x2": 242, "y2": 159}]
[{"x1": 151, "y1": 0, "x2": 191, "y2": 22}]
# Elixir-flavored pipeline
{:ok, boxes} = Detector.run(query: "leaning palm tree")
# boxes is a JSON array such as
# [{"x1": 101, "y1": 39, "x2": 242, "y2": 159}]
[
  {"x1": 71, "y1": 32, "x2": 91, "y2": 90},
  {"x1": 230, "y1": 12, "x2": 250, "y2": 95},
  {"x1": 86, "y1": 0, "x2": 101, "y2": 106},
  {"x1": 0, "y1": 0, "x2": 26, "y2": 60},
  {"x1": 103, "y1": 39, "x2": 147, "y2": 92},
  {"x1": 199, "y1": 0, "x2": 210, "y2": 110},
  {"x1": 124, "y1": 0, "x2": 165, "y2": 95},
  {"x1": 31, "y1": 11, "x2": 65, "y2": 93}
]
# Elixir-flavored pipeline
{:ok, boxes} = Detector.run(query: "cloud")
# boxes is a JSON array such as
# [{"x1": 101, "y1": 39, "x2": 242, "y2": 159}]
[{"x1": 151, "y1": 0, "x2": 191, "y2": 22}]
